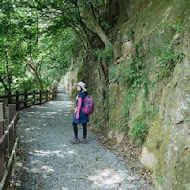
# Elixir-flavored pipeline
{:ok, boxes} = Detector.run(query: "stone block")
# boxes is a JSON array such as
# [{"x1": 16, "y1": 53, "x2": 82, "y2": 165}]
[
  {"x1": 7, "y1": 104, "x2": 16, "y2": 124},
  {"x1": 140, "y1": 146, "x2": 158, "y2": 170},
  {"x1": 0, "y1": 103, "x2": 5, "y2": 120},
  {"x1": 121, "y1": 41, "x2": 132, "y2": 57}
]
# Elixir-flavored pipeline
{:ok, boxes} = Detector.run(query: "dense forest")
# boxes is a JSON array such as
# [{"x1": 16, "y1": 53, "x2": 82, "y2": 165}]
[{"x1": 0, "y1": 0, "x2": 82, "y2": 94}]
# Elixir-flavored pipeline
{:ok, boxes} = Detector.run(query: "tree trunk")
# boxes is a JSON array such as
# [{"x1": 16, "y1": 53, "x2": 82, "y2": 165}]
[
  {"x1": 33, "y1": 69, "x2": 44, "y2": 91},
  {"x1": 28, "y1": 64, "x2": 44, "y2": 91},
  {"x1": 72, "y1": 26, "x2": 88, "y2": 50},
  {"x1": 4, "y1": 49, "x2": 12, "y2": 103},
  {"x1": 78, "y1": 0, "x2": 112, "y2": 50}
]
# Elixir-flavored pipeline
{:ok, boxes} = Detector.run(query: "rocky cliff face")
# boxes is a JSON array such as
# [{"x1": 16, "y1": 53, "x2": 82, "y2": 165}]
[{"x1": 63, "y1": 0, "x2": 190, "y2": 189}]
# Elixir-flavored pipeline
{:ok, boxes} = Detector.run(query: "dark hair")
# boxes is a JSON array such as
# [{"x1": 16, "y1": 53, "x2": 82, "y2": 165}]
[
  {"x1": 83, "y1": 91, "x2": 88, "y2": 96},
  {"x1": 76, "y1": 90, "x2": 88, "y2": 97}
]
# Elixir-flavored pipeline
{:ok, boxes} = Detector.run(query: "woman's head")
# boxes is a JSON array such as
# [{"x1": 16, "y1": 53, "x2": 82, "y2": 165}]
[{"x1": 77, "y1": 81, "x2": 87, "y2": 92}]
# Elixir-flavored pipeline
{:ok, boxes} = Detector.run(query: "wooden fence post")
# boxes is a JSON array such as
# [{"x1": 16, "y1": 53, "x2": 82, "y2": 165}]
[
  {"x1": 7, "y1": 92, "x2": 12, "y2": 104},
  {"x1": 52, "y1": 86, "x2": 57, "y2": 99},
  {"x1": 51, "y1": 89, "x2": 53, "y2": 100},
  {"x1": 24, "y1": 91, "x2": 27, "y2": 108},
  {"x1": 46, "y1": 90, "x2": 48, "y2": 102},
  {"x1": 0, "y1": 100, "x2": 6, "y2": 179},
  {"x1": 49, "y1": 89, "x2": 51, "y2": 100},
  {"x1": 0, "y1": 94, "x2": 19, "y2": 182},
  {"x1": 52, "y1": 88, "x2": 54, "y2": 99},
  {"x1": 0, "y1": 120, "x2": 5, "y2": 137},
  {"x1": 33, "y1": 91, "x2": 36, "y2": 105},
  {"x1": 0, "y1": 134, "x2": 6, "y2": 181},
  {"x1": 55, "y1": 86, "x2": 57, "y2": 97},
  {"x1": 16, "y1": 91, "x2": 19, "y2": 110},
  {"x1": 40, "y1": 90, "x2": 42, "y2": 104}
]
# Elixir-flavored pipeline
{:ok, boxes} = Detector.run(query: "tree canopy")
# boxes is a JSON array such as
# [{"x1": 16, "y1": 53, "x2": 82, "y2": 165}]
[{"x1": 0, "y1": 0, "x2": 115, "y2": 94}]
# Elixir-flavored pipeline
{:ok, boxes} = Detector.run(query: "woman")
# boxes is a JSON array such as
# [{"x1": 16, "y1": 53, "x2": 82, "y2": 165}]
[{"x1": 71, "y1": 81, "x2": 89, "y2": 144}]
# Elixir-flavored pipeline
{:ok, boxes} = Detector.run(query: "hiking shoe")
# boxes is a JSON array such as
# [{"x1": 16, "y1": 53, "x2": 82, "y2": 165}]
[
  {"x1": 80, "y1": 138, "x2": 87, "y2": 144},
  {"x1": 70, "y1": 138, "x2": 80, "y2": 144}
]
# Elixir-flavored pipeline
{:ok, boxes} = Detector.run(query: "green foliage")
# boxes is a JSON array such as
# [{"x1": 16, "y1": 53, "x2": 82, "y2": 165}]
[
  {"x1": 0, "y1": 1, "x2": 80, "y2": 94},
  {"x1": 122, "y1": 87, "x2": 138, "y2": 118},
  {"x1": 125, "y1": 59, "x2": 146, "y2": 87},
  {"x1": 40, "y1": 29, "x2": 80, "y2": 87},
  {"x1": 121, "y1": 58, "x2": 147, "y2": 120},
  {"x1": 126, "y1": 99, "x2": 158, "y2": 146},
  {"x1": 151, "y1": 44, "x2": 175, "y2": 79},
  {"x1": 129, "y1": 114, "x2": 149, "y2": 145},
  {"x1": 109, "y1": 65, "x2": 119, "y2": 81},
  {"x1": 150, "y1": 34, "x2": 185, "y2": 80},
  {"x1": 95, "y1": 46, "x2": 114, "y2": 63},
  {"x1": 0, "y1": 1, "x2": 26, "y2": 94},
  {"x1": 12, "y1": 77, "x2": 38, "y2": 93},
  {"x1": 121, "y1": 26, "x2": 186, "y2": 145},
  {"x1": 116, "y1": 42, "x2": 158, "y2": 145},
  {"x1": 125, "y1": 88, "x2": 158, "y2": 145},
  {"x1": 111, "y1": 42, "x2": 147, "y2": 85},
  {"x1": 101, "y1": 21, "x2": 110, "y2": 31},
  {"x1": 171, "y1": 23, "x2": 184, "y2": 33},
  {"x1": 124, "y1": 28, "x2": 135, "y2": 40},
  {"x1": 109, "y1": 58, "x2": 147, "y2": 85},
  {"x1": 156, "y1": 175, "x2": 165, "y2": 184},
  {"x1": 0, "y1": 0, "x2": 115, "y2": 93},
  {"x1": 145, "y1": 104, "x2": 159, "y2": 120},
  {"x1": 116, "y1": 43, "x2": 148, "y2": 130}
]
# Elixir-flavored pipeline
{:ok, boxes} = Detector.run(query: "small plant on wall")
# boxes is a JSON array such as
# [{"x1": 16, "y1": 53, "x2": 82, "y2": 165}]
[{"x1": 129, "y1": 114, "x2": 149, "y2": 145}]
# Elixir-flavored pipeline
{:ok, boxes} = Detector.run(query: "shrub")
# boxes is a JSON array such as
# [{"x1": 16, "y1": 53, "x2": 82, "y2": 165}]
[{"x1": 129, "y1": 114, "x2": 149, "y2": 145}]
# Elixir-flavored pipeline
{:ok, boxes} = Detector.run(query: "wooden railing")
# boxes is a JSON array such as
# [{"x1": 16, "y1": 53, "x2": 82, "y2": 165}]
[
  {"x1": 0, "y1": 102, "x2": 19, "y2": 183},
  {"x1": 0, "y1": 86, "x2": 57, "y2": 110},
  {"x1": 0, "y1": 85, "x2": 57, "y2": 186}
]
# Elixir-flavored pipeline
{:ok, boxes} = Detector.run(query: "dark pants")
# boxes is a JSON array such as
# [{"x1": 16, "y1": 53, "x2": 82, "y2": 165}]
[{"x1": 73, "y1": 122, "x2": 87, "y2": 139}]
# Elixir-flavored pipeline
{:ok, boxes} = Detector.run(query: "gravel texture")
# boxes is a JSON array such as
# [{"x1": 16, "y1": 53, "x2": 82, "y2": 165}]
[{"x1": 9, "y1": 86, "x2": 155, "y2": 190}]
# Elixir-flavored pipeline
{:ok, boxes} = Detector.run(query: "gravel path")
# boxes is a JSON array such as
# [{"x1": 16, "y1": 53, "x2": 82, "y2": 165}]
[{"x1": 9, "y1": 85, "x2": 155, "y2": 190}]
